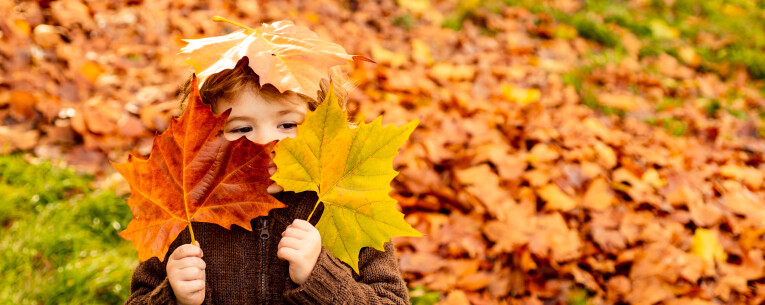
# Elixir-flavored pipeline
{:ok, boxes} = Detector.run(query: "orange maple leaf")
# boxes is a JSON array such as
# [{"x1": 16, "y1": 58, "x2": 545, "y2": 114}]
[
  {"x1": 111, "y1": 75, "x2": 286, "y2": 262},
  {"x1": 179, "y1": 17, "x2": 373, "y2": 99}
]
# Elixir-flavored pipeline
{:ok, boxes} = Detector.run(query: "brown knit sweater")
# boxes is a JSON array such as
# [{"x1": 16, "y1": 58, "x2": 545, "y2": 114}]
[{"x1": 124, "y1": 191, "x2": 411, "y2": 305}]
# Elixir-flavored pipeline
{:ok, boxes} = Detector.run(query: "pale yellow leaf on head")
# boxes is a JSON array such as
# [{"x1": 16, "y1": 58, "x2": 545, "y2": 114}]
[{"x1": 179, "y1": 19, "x2": 371, "y2": 98}]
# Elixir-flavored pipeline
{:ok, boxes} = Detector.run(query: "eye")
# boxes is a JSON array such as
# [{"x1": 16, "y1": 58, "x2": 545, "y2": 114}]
[
  {"x1": 278, "y1": 122, "x2": 298, "y2": 130},
  {"x1": 232, "y1": 127, "x2": 252, "y2": 133}
]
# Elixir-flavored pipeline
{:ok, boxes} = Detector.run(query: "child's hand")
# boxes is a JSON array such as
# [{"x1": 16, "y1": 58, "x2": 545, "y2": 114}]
[
  {"x1": 166, "y1": 242, "x2": 206, "y2": 305},
  {"x1": 277, "y1": 219, "x2": 321, "y2": 285}
]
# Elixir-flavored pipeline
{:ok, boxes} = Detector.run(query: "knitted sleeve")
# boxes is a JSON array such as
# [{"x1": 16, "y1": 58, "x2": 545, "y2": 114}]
[
  {"x1": 124, "y1": 248, "x2": 214, "y2": 305},
  {"x1": 282, "y1": 241, "x2": 410, "y2": 305}
]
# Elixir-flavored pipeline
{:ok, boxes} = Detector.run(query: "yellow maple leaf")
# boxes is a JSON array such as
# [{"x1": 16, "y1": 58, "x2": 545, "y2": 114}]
[
  {"x1": 691, "y1": 228, "x2": 727, "y2": 264},
  {"x1": 271, "y1": 83, "x2": 421, "y2": 273},
  {"x1": 500, "y1": 84, "x2": 540, "y2": 105},
  {"x1": 179, "y1": 17, "x2": 372, "y2": 99}
]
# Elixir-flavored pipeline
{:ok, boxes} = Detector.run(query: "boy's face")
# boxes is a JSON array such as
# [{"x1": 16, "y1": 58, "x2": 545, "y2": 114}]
[{"x1": 212, "y1": 86, "x2": 308, "y2": 145}]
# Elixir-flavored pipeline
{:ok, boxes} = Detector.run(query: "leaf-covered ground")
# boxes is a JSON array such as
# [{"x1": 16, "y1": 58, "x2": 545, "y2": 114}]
[{"x1": 1, "y1": 0, "x2": 765, "y2": 304}]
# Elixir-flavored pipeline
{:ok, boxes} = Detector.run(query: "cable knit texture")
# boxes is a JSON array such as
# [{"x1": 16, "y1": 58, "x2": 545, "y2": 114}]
[{"x1": 124, "y1": 191, "x2": 411, "y2": 305}]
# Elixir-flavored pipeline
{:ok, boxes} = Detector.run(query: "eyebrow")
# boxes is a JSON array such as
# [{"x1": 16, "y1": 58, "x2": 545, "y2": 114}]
[
  {"x1": 226, "y1": 116, "x2": 251, "y2": 124},
  {"x1": 277, "y1": 109, "x2": 305, "y2": 117},
  {"x1": 225, "y1": 111, "x2": 305, "y2": 125}
]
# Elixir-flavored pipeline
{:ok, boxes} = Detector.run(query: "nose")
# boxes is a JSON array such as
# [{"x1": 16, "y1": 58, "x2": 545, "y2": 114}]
[{"x1": 247, "y1": 128, "x2": 282, "y2": 145}]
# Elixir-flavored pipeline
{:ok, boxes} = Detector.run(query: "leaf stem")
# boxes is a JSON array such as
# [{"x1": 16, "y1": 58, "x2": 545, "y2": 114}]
[
  {"x1": 306, "y1": 197, "x2": 321, "y2": 221},
  {"x1": 188, "y1": 222, "x2": 196, "y2": 245},
  {"x1": 212, "y1": 16, "x2": 254, "y2": 31}
]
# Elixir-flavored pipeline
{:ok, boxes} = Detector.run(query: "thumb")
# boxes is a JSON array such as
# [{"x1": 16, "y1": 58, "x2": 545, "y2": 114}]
[{"x1": 192, "y1": 241, "x2": 203, "y2": 257}]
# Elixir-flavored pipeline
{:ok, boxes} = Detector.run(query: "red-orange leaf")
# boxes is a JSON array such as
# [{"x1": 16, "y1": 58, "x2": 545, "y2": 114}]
[{"x1": 111, "y1": 75, "x2": 286, "y2": 262}]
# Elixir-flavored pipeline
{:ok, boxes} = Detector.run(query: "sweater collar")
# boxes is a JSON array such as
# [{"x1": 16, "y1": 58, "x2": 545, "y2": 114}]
[{"x1": 269, "y1": 191, "x2": 322, "y2": 226}]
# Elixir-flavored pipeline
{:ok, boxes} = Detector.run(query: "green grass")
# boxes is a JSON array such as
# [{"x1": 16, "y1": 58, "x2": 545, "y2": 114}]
[
  {"x1": 0, "y1": 154, "x2": 136, "y2": 304},
  {"x1": 645, "y1": 117, "x2": 688, "y2": 137},
  {"x1": 567, "y1": 287, "x2": 591, "y2": 305},
  {"x1": 409, "y1": 286, "x2": 441, "y2": 305}
]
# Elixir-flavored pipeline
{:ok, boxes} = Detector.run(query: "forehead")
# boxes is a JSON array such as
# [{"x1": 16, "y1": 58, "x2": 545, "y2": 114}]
[{"x1": 214, "y1": 87, "x2": 308, "y2": 114}]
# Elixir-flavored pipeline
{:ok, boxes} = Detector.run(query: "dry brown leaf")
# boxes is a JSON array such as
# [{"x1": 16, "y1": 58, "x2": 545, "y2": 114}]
[
  {"x1": 9, "y1": 90, "x2": 37, "y2": 121},
  {"x1": 0, "y1": 125, "x2": 39, "y2": 153},
  {"x1": 582, "y1": 177, "x2": 614, "y2": 210},
  {"x1": 539, "y1": 184, "x2": 577, "y2": 211}
]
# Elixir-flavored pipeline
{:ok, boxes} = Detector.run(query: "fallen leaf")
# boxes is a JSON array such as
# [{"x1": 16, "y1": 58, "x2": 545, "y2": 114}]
[
  {"x1": 539, "y1": 183, "x2": 577, "y2": 211},
  {"x1": 429, "y1": 63, "x2": 476, "y2": 81},
  {"x1": 625, "y1": 277, "x2": 674, "y2": 305},
  {"x1": 439, "y1": 290, "x2": 471, "y2": 305},
  {"x1": 691, "y1": 228, "x2": 727, "y2": 264},
  {"x1": 411, "y1": 39, "x2": 434, "y2": 66},
  {"x1": 372, "y1": 44, "x2": 407, "y2": 68},
  {"x1": 9, "y1": 90, "x2": 38, "y2": 121},
  {"x1": 79, "y1": 61, "x2": 104, "y2": 83},
  {"x1": 0, "y1": 125, "x2": 39, "y2": 154},
  {"x1": 500, "y1": 84, "x2": 540, "y2": 105},
  {"x1": 527, "y1": 143, "x2": 559, "y2": 166},
  {"x1": 529, "y1": 213, "x2": 582, "y2": 262},
  {"x1": 593, "y1": 141, "x2": 617, "y2": 169},
  {"x1": 597, "y1": 92, "x2": 640, "y2": 111},
  {"x1": 583, "y1": 178, "x2": 614, "y2": 210},
  {"x1": 33, "y1": 24, "x2": 61, "y2": 48}
]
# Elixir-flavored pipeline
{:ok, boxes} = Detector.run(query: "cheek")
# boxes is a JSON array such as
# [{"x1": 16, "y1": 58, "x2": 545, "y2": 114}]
[
  {"x1": 223, "y1": 131, "x2": 246, "y2": 142},
  {"x1": 283, "y1": 128, "x2": 299, "y2": 140},
  {"x1": 272, "y1": 132, "x2": 295, "y2": 143}
]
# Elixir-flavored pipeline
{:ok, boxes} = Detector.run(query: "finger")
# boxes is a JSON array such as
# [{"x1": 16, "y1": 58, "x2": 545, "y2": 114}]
[
  {"x1": 176, "y1": 267, "x2": 204, "y2": 281},
  {"x1": 277, "y1": 246, "x2": 299, "y2": 261},
  {"x1": 189, "y1": 288, "x2": 206, "y2": 303},
  {"x1": 281, "y1": 226, "x2": 309, "y2": 239},
  {"x1": 176, "y1": 257, "x2": 206, "y2": 271},
  {"x1": 268, "y1": 159, "x2": 277, "y2": 176},
  {"x1": 290, "y1": 219, "x2": 315, "y2": 232},
  {"x1": 187, "y1": 284, "x2": 206, "y2": 303},
  {"x1": 171, "y1": 244, "x2": 203, "y2": 260},
  {"x1": 278, "y1": 236, "x2": 302, "y2": 250},
  {"x1": 183, "y1": 279, "x2": 206, "y2": 293},
  {"x1": 267, "y1": 183, "x2": 284, "y2": 194}
]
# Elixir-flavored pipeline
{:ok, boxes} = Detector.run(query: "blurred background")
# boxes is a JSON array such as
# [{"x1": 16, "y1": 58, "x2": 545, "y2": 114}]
[{"x1": 1, "y1": 0, "x2": 765, "y2": 304}]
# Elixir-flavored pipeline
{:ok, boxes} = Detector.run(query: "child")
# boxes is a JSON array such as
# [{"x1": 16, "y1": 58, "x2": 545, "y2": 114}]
[{"x1": 124, "y1": 56, "x2": 411, "y2": 305}]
